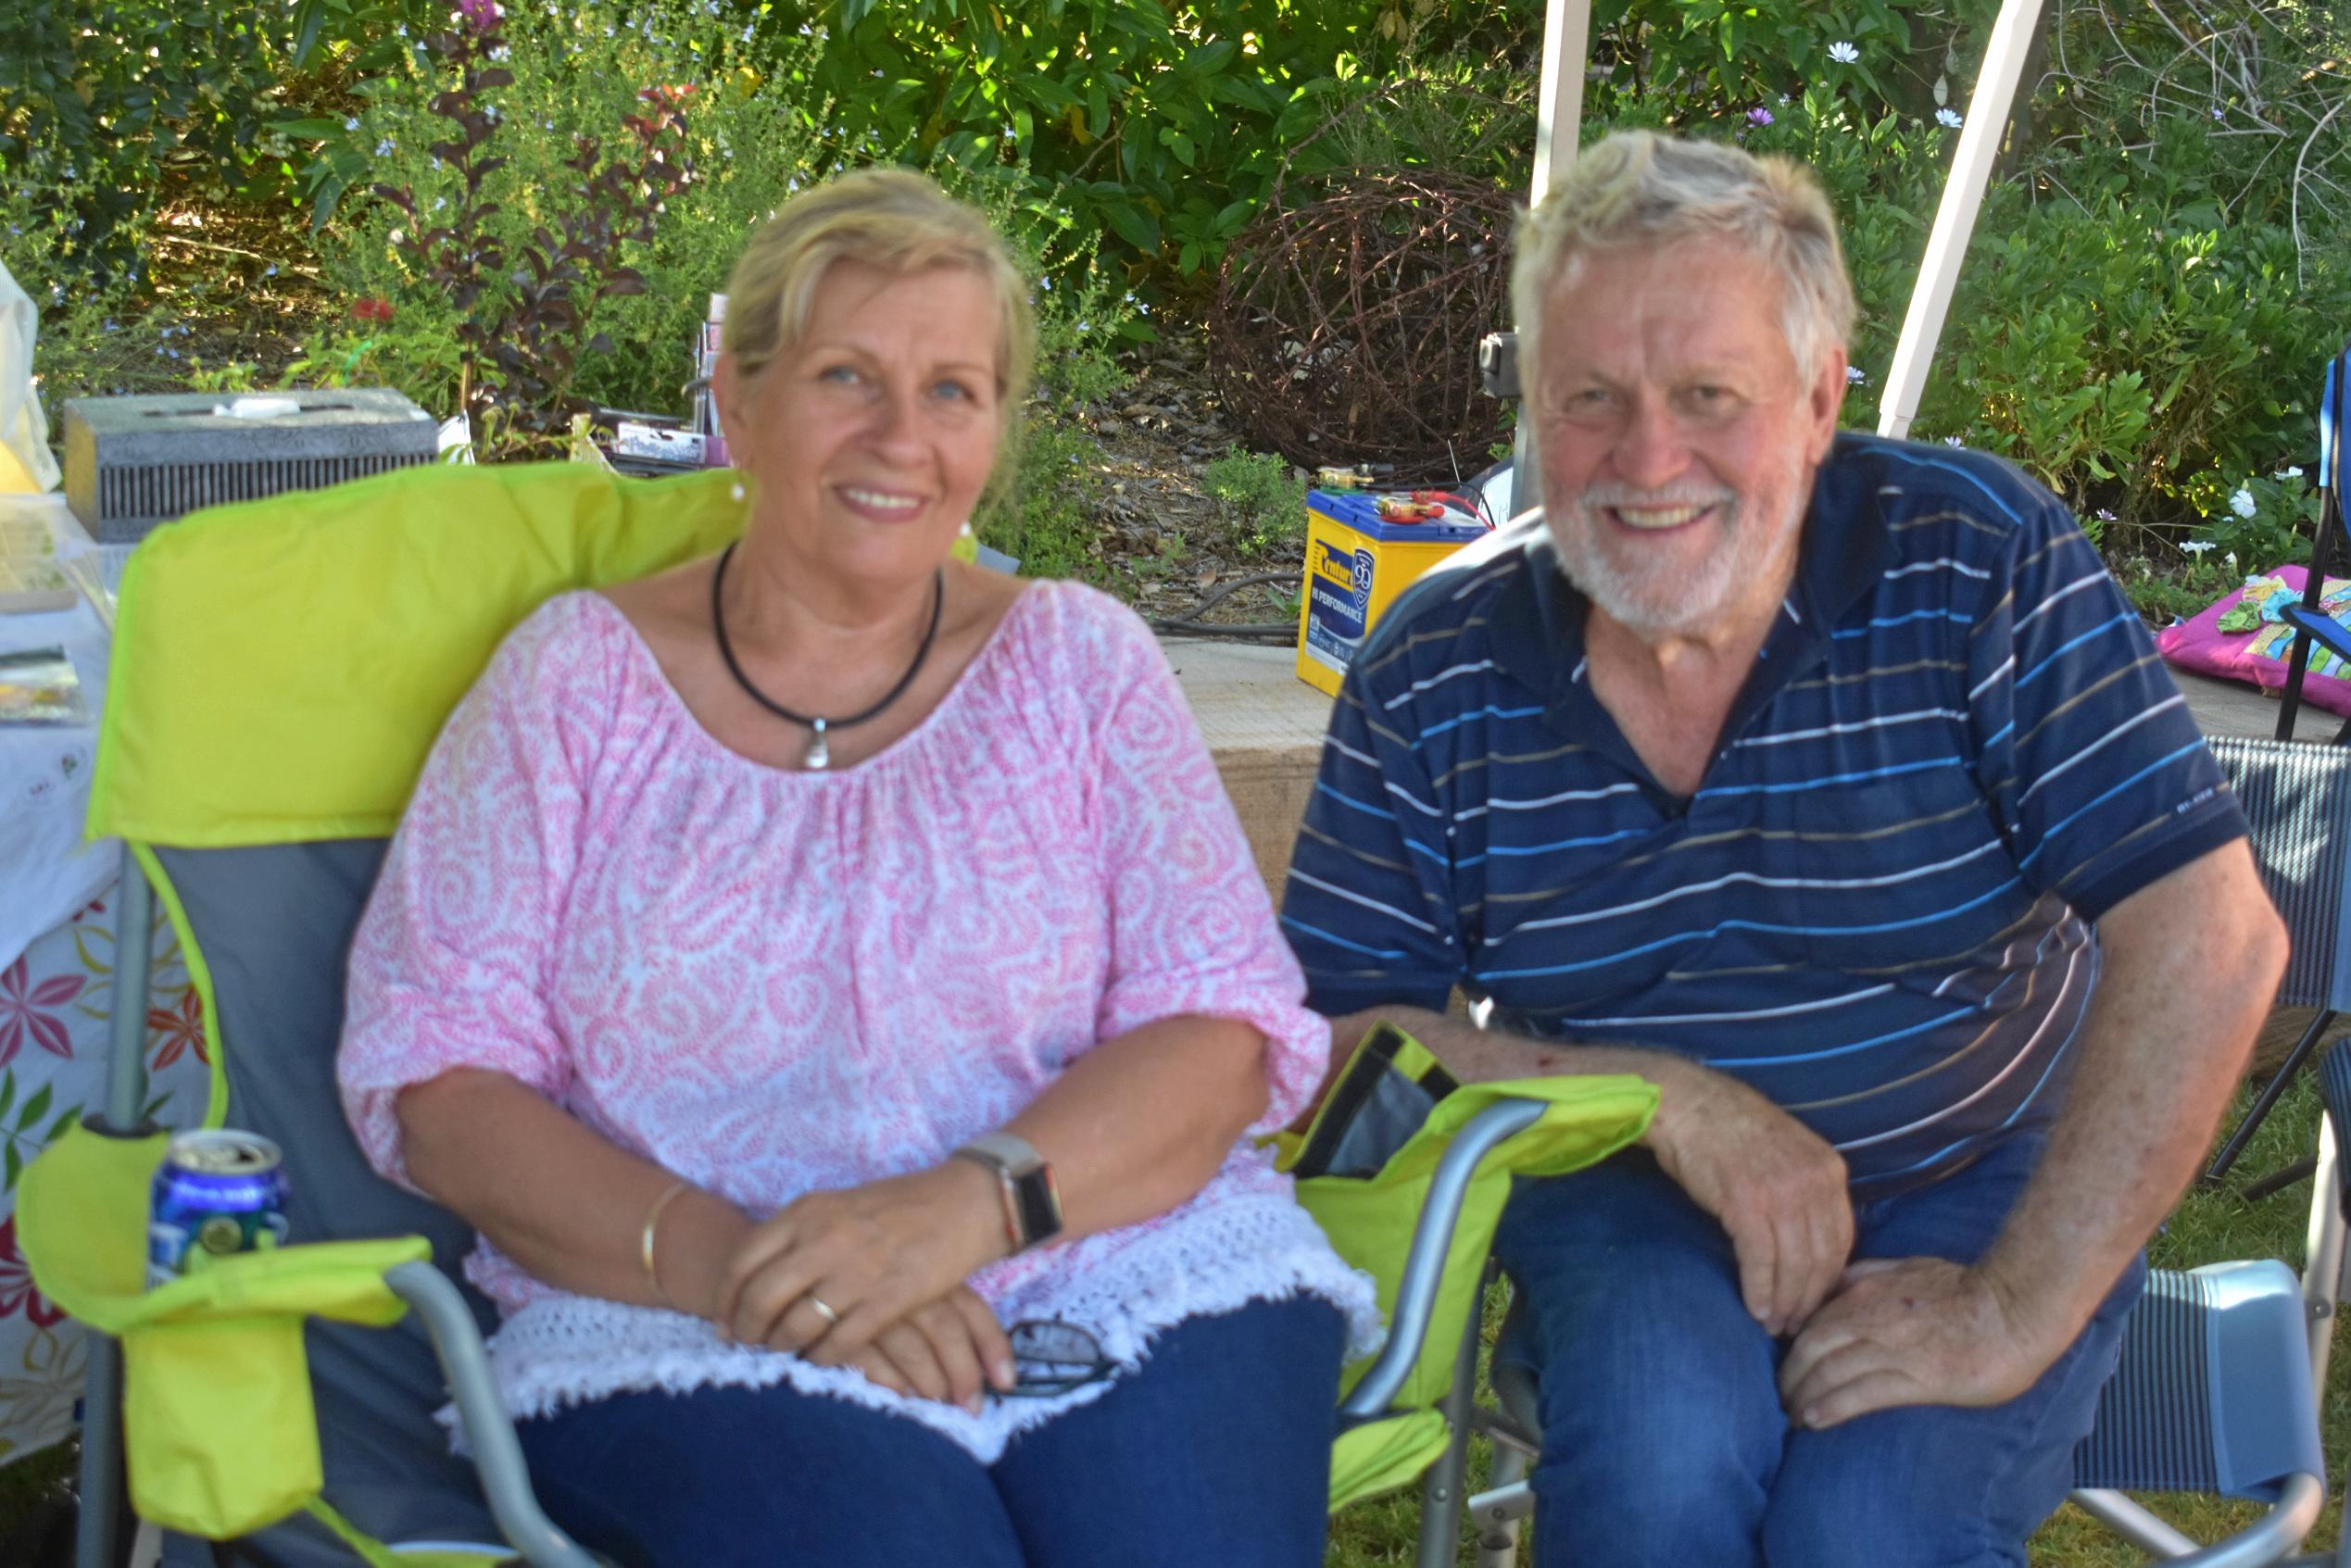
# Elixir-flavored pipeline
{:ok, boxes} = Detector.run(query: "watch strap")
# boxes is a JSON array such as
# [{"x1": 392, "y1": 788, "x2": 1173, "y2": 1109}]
[{"x1": 951, "y1": 1133, "x2": 1062, "y2": 1253}]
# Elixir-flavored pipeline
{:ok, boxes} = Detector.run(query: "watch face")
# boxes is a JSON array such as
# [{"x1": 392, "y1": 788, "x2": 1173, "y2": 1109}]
[{"x1": 1013, "y1": 1167, "x2": 1063, "y2": 1246}]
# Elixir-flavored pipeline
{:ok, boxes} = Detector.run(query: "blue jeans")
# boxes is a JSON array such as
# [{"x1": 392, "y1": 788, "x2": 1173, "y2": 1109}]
[
  {"x1": 1490, "y1": 1135, "x2": 2144, "y2": 1568},
  {"x1": 513, "y1": 1297, "x2": 1344, "y2": 1568}
]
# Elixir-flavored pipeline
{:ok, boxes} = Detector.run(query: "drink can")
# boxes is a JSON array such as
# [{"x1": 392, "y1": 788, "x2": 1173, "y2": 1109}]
[{"x1": 148, "y1": 1129, "x2": 290, "y2": 1287}]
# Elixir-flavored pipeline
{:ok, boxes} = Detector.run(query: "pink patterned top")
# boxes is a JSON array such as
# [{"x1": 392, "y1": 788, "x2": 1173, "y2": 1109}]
[{"x1": 337, "y1": 583, "x2": 1377, "y2": 1459}]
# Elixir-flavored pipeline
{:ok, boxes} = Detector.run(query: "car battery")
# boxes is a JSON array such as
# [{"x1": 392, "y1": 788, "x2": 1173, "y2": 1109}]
[{"x1": 1295, "y1": 489, "x2": 1485, "y2": 696}]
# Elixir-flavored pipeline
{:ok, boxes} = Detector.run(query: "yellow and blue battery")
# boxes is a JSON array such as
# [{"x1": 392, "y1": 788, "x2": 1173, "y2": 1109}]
[{"x1": 1296, "y1": 490, "x2": 1486, "y2": 696}]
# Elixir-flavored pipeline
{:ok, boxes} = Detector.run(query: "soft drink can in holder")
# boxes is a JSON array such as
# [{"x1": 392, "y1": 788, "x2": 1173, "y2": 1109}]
[{"x1": 148, "y1": 1129, "x2": 290, "y2": 1286}]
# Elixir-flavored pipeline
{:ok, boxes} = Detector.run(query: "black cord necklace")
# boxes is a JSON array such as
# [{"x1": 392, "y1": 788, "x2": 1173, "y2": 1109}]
[{"x1": 710, "y1": 542, "x2": 945, "y2": 771}]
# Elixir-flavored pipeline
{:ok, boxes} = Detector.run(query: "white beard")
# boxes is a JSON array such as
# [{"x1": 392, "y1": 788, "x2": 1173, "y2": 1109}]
[{"x1": 1552, "y1": 480, "x2": 1804, "y2": 638}]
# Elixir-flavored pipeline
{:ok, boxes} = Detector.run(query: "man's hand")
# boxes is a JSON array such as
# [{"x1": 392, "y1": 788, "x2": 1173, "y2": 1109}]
[
  {"x1": 1778, "y1": 1257, "x2": 2064, "y2": 1428},
  {"x1": 1642, "y1": 1061, "x2": 1854, "y2": 1337}
]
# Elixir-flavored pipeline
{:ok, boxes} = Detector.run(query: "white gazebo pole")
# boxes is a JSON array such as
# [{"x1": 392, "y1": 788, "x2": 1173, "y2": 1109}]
[
  {"x1": 1513, "y1": 0, "x2": 1592, "y2": 515},
  {"x1": 1531, "y1": 0, "x2": 1594, "y2": 202},
  {"x1": 1876, "y1": 0, "x2": 2048, "y2": 440}
]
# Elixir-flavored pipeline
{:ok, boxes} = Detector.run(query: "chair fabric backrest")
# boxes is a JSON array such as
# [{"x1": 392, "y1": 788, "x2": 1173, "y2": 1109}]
[
  {"x1": 2204, "y1": 735, "x2": 2351, "y2": 1012},
  {"x1": 89, "y1": 459, "x2": 748, "y2": 847},
  {"x1": 94, "y1": 463, "x2": 748, "y2": 1562},
  {"x1": 153, "y1": 840, "x2": 499, "y2": 1565}
]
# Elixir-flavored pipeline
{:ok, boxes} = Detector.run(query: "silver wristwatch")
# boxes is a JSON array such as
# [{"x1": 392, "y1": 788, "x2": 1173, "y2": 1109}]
[{"x1": 950, "y1": 1131, "x2": 1063, "y2": 1254}]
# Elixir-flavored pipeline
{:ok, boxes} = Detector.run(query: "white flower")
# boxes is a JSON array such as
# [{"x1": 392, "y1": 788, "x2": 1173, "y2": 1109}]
[
  {"x1": 1828, "y1": 41, "x2": 1859, "y2": 63},
  {"x1": 2182, "y1": 540, "x2": 2217, "y2": 555},
  {"x1": 2278, "y1": 466, "x2": 2305, "y2": 479},
  {"x1": 2230, "y1": 486, "x2": 2257, "y2": 519},
  {"x1": 1845, "y1": 365, "x2": 1867, "y2": 384},
  {"x1": 1943, "y1": 435, "x2": 1964, "y2": 446},
  {"x1": 1936, "y1": 108, "x2": 1964, "y2": 129}
]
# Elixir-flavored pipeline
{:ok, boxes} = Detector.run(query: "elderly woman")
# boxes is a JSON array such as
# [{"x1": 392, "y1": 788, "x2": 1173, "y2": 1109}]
[{"x1": 336, "y1": 169, "x2": 1376, "y2": 1568}]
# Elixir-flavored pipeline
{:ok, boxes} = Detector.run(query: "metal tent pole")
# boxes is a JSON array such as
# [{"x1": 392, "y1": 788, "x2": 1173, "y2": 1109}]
[
  {"x1": 1511, "y1": 0, "x2": 1593, "y2": 517},
  {"x1": 1875, "y1": 0, "x2": 2050, "y2": 440}
]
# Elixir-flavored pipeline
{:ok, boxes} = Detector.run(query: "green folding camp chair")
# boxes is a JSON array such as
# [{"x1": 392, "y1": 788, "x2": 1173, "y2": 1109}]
[{"x1": 20, "y1": 458, "x2": 1655, "y2": 1568}]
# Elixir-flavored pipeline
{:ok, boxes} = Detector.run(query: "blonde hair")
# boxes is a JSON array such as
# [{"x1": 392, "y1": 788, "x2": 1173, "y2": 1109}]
[
  {"x1": 1511, "y1": 131, "x2": 1855, "y2": 394},
  {"x1": 723, "y1": 167, "x2": 1037, "y2": 429}
]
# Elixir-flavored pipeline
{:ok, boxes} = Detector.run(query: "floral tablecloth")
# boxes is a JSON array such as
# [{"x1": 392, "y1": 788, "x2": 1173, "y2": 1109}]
[{"x1": 0, "y1": 883, "x2": 209, "y2": 1468}]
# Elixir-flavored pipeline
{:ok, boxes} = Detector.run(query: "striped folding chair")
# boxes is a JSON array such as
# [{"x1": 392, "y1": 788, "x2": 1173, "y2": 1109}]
[{"x1": 2206, "y1": 735, "x2": 2351, "y2": 1181}]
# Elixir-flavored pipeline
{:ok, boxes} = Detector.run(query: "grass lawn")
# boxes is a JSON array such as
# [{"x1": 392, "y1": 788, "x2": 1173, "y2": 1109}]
[{"x1": 2, "y1": 1079, "x2": 2342, "y2": 1565}]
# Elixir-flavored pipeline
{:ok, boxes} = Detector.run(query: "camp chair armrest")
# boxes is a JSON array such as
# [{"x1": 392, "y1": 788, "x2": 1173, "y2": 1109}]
[
  {"x1": 2068, "y1": 1476, "x2": 2326, "y2": 1566},
  {"x1": 1338, "y1": 1097, "x2": 1549, "y2": 1422},
  {"x1": 385, "y1": 1261, "x2": 603, "y2": 1568}
]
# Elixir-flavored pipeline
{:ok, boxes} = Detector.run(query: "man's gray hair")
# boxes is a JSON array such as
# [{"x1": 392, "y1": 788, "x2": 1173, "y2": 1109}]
[{"x1": 1511, "y1": 130, "x2": 1856, "y2": 394}]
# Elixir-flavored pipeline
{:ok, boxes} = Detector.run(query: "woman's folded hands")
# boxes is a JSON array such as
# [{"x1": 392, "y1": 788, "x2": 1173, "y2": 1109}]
[{"x1": 693, "y1": 1160, "x2": 1019, "y2": 1413}]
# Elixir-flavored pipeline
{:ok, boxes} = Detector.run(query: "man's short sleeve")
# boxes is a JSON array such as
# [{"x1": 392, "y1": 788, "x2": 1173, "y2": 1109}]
[
  {"x1": 1966, "y1": 497, "x2": 2245, "y2": 920},
  {"x1": 1280, "y1": 671, "x2": 1465, "y2": 1018}
]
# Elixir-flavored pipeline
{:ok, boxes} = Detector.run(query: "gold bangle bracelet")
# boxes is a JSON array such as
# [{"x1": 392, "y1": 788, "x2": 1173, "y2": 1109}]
[{"x1": 639, "y1": 1179, "x2": 694, "y2": 1311}]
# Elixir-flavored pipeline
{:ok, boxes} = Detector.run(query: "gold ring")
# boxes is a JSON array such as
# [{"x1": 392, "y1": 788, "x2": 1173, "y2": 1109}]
[{"x1": 805, "y1": 1294, "x2": 840, "y2": 1326}]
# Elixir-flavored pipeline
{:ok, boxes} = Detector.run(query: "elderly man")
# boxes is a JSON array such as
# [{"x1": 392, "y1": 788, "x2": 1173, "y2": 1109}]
[{"x1": 1279, "y1": 130, "x2": 2287, "y2": 1565}]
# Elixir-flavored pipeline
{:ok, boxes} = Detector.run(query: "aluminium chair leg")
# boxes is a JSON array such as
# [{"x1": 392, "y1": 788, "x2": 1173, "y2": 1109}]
[
  {"x1": 1414, "y1": 1305, "x2": 1489, "y2": 1568},
  {"x1": 73, "y1": 1347, "x2": 127, "y2": 1568},
  {"x1": 78, "y1": 851, "x2": 156, "y2": 1568},
  {"x1": 2306, "y1": 1113, "x2": 2346, "y2": 1395},
  {"x1": 1468, "y1": 1344, "x2": 1539, "y2": 1568}
]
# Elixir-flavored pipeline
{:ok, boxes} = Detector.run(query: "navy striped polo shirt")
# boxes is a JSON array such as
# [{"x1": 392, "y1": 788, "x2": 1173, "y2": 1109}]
[{"x1": 1280, "y1": 433, "x2": 2246, "y2": 1195}]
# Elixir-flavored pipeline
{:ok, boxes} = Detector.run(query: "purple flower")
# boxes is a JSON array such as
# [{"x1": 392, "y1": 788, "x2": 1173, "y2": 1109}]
[
  {"x1": 456, "y1": 0, "x2": 502, "y2": 33},
  {"x1": 1747, "y1": 107, "x2": 1775, "y2": 127}
]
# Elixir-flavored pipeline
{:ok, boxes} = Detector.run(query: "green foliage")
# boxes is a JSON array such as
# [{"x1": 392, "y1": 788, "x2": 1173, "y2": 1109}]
[
  {"x1": 2183, "y1": 470, "x2": 2323, "y2": 574},
  {"x1": 287, "y1": 0, "x2": 1134, "y2": 531},
  {"x1": 0, "y1": 0, "x2": 431, "y2": 279},
  {"x1": 1200, "y1": 445, "x2": 1302, "y2": 557},
  {"x1": 363, "y1": 8, "x2": 695, "y2": 457},
  {"x1": 750, "y1": 1, "x2": 1421, "y2": 281},
  {"x1": 0, "y1": 184, "x2": 189, "y2": 431},
  {"x1": 979, "y1": 417, "x2": 1108, "y2": 583},
  {"x1": 1721, "y1": 40, "x2": 2347, "y2": 551},
  {"x1": 1587, "y1": 0, "x2": 1971, "y2": 123}
]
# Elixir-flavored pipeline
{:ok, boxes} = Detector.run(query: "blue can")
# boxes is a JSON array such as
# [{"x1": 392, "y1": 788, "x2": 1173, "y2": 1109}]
[{"x1": 147, "y1": 1129, "x2": 290, "y2": 1287}]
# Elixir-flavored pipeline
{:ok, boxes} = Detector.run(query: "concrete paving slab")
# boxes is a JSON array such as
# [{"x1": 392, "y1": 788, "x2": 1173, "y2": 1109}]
[
  {"x1": 1163, "y1": 637, "x2": 1333, "y2": 892},
  {"x1": 2172, "y1": 667, "x2": 2338, "y2": 743}
]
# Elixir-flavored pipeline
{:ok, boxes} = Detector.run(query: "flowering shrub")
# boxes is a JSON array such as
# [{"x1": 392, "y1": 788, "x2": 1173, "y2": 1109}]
[
  {"x1": 283, "y1": 0, "x2": 1131, "y2": 473},
  {"x1": 368, "y1": 2, "x2": 692, "y2": 455}
]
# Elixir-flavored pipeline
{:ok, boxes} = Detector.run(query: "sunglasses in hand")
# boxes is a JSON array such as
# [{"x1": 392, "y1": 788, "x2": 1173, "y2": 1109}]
[{"x1": 995, "y1": 1319, "x2": 1113, "y2": 1399}]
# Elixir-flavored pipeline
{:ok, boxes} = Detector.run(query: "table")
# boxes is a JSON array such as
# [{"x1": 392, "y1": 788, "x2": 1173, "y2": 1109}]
[{"x1": 0, "y1": 546, "x2": 208, "y2": 1468}]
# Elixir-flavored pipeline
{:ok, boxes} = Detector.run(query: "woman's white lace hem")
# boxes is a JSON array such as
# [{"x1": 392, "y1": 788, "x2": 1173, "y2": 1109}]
[{"x1": 452, "y1": 1195, "x2": 1381, "y2": 1464}]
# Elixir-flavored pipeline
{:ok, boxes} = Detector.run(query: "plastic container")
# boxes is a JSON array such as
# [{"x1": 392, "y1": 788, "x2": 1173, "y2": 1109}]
[{"x1": 1295, "y1": 490, "x2": 1485, "y2": 696}]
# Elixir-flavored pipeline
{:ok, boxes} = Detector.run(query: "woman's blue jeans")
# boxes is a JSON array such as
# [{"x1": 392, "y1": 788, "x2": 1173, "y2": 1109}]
[
  {"x1": 1490, "y1": 1135, "x2": 2144, "y2": 1568},
  {"x1": 512, "y1": 1297, "x2": 1344, "y2": 1568}
]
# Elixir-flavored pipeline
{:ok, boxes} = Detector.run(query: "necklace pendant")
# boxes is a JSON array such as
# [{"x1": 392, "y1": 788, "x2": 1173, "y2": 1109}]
[{"x1": 804, "y1": 720, "x2": 831, "y2": 771}]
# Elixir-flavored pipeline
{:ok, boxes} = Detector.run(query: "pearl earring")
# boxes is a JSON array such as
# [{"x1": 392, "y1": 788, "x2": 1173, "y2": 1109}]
[
  {"x1": 958, "y1": 520, "x2": 974, "y2": 537},
  {"x1": 730, "y1": 480, "x2": 746, "y2": 503}
]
